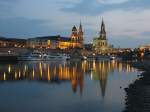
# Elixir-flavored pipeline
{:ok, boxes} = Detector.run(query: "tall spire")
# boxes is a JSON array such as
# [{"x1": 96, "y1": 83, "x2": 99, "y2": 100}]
[
  {"x1": 79, "y1": 20, "x2": 83, "y2": 32},
  {"x1": 102, "y1": 17, "x2": 104, "y2": 24},
  {"x1": 78, "y1": 20, "x2": 84, "y2": 48},
  {"x1": 99, "y1": 17, "x2": 106, "y2": 39},
  {"x1": 101, "y1": 17, "x2": 105, "y2": 33}
]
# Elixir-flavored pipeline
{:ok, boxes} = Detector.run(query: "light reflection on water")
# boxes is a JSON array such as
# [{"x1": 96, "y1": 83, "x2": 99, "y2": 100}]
[{"x1": 0, "y1": 61, "x2": 138, "y2": 112}]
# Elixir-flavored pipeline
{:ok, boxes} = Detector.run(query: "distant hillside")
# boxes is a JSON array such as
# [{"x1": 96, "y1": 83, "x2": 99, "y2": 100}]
[
  {"x1": 0, "y1": 35, "x2": 71, "y2": 42},
  {"x1": 28, "y1": 35, "x2": 71, "y2": 41}
]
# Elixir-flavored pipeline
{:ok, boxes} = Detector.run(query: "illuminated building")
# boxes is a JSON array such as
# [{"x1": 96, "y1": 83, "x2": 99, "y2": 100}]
[
  {"x1": 0, "y1": 37, "x2": 26, "y2": 48},
  {"x1": 27, "y1": 36, "x2": 70, "y2": 49},
  {"x1": 71, "y1": 21, "x2": 84, "y2": 48},
  {"x1": 93, "y1": 18, "x2": 112, "y2": 54},
  {"x1": 27, "y1": 22, "x2": 84, "y2": 49},
  {"x1": 58, "y1": 37, "x2": 71, "y2": 49},
  {"x1": 139, "y1": 44, "x2": 150, "y2": 50},
  {"x1": 27, "y1": 36, "x2": 59, "y2": 49}
]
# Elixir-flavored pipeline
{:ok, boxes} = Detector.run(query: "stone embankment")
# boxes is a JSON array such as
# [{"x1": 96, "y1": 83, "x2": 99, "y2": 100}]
[{"x1": 123, "y1": 61, "x2": 150, "y2": 112}]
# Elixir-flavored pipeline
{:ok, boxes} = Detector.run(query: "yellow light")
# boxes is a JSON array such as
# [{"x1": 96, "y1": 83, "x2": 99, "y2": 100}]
[
  {"x1": 47, "y1": 64, "x2": 50, "y2": 81},
  {"x1": 8, "y1": 64, "x2": 11, "y2": 73},
  {"x1": 141, "y1": 52, "x2": 144, "y2": 58},
  {"x1": 3, "y1": 72, "x2": 6, "y2": 81},
  {"x1": 47, "y1": 40, "x2": 51, "y2": 48},
  {"x1": 32, "y1": 68, "x2": 35, "y2": 79},
  {"x1": 15, "y1": 72, "x2": 17, "y2": 79},
  {"x1": 39, "y1": 62, "x2": 43, "y2": 78},
  {"x1": 24, "y1": 65, "x2": 27, "y2": 73}
]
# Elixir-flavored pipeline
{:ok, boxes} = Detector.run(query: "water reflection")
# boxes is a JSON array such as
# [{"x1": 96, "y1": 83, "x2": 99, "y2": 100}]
[{"x1": 0, "y1": 61, "x2": 136, "y2": 97}]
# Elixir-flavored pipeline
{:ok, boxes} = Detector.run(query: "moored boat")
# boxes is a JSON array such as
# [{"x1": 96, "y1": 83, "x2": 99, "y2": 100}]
[
  {"x1": 18, "y1": 51, "x2": 70, "y2": 61},
  {"x1": 95, "y1": 55, "x2": 110, "y2": 61},
  {"x1": 46, "y1": 53, "x2": 70, "y2": 61}
]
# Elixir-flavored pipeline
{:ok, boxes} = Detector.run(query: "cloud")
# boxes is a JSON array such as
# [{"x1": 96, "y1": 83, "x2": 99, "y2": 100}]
[
  {"x1": 0, "y1": 0, "x2": 19, "y2": 18},
  {"x1": 110, "y1": 37, "x2": 150, "y2": 48},
  {"x1": 101, "y1": 9, "x2": 150, "y2": 39},
  {"x1": 0, "y1": 0, "x2": 85, "y2": 38},
  {"x1": 141, "y1": 31, "x2": 150, "y2": 37},
  {"x1": 0, "y1": 0, "x2": 18, "y2": 3},
  {"x1": 0, "y1": 17, "x2": 56, "y2": 38},
  {"x1": 62, "y1": 0, "x2": 150, "y2": 16},
  {"x1": 97, "y1": 0, "x2": 129, "y2": 4}
]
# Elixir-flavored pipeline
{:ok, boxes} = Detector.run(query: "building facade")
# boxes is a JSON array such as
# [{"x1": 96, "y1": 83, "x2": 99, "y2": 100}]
[
  {"x1": 27, "y1": 22, "x2": 84, "y2": 49},
  {"x1": 93, "y1": 19, "x2": 111, "y2": 54},
  {"x1": 26, "y1": 36, "x2": 71, "y2": 49},
  {"x1": 71, "y1": 22, "x2": 84, "y2": 48},
  {"x1": 0, "y1": 37, "x2": 26, "y2": 48}
]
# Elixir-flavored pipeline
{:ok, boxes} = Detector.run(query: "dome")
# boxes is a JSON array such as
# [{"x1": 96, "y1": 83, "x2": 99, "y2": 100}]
[{"x1": 72, "y1": 25, "x2": 77, "y2": 31}]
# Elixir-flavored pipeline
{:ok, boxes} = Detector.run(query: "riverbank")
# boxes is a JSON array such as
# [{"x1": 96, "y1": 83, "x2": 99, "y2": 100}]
[{"x1": 123, "y1": 61, "x2": 150, "y2": 112}]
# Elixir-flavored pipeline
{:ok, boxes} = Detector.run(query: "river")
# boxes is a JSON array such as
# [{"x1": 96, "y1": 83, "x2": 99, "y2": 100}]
[{"x1": 0, "y1": 60, "x2": 139, "y2": 112}]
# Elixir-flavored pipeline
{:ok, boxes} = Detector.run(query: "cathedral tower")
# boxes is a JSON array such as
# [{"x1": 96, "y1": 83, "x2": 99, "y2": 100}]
[
  {"x1": 71, "y1": 25, "x2": 78, "y2": 48},
  {"x1": 78, "y1": 21, "x2": 84, "y2": 48},
  {"x1": 93, "y1": 18, "x2": 109, "y2": 54},
  {"x1": 71, "y1": 22, "x2": 84, "y2": 48},
  {"x1": 71, "y1": 25, "x2": 78, "y2": 42},
  {"x1": 100, "y1": 18, "x2": 106, "y2": 39},
  {"x1": 98, "y1": 18, "x2": 108, "y2": 47}
]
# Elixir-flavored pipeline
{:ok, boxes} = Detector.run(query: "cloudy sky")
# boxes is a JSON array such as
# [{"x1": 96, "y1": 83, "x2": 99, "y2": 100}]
[{"x1": 0, "y1": 0, "x2": 150, "y2": 48}]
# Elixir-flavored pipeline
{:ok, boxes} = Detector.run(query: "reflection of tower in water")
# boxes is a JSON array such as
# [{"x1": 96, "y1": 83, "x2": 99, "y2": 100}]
[
  {"x1": 92, "y1": 61, "x2": 136, "y2": 98},
  {"x1": 92, "y1": 61, "x2": 117, "y2": 98},
  {"x1": 71, "y1": 61, "x2": 84, "y2": 95},
  {"x1": 0, "y1": 61, "x2": 136, "y2": 96},
  {"x1": 99, "y1": 72, "x2": 108, "y2": 98},
  {"x1": 97, "y1": 61, "x2": 109, "y2": 98}
]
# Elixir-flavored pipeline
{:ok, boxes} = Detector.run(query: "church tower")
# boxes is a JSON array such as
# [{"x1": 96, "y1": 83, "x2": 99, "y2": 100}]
[
  {"x1": 100, "y1": 18, "x2": 106, "y2": 39},
  {"x1": 93, "y1": 18, "x2": 109, "y2": 54},
  {"x1": 71, "y1": 25, "x2": 78, "y2": 48},
  {"x1": 78, "y1": 21, "x2": 84, "y2": 48},
  {"x1": 72, "y1": 25, "x2": 78, "y2": 37},
  {"x1": 98, "y1": 18, "x2": 108, "y2": 48},
  {"x1": 71, "y1": 22, "x2": 84, "y2": 48}
]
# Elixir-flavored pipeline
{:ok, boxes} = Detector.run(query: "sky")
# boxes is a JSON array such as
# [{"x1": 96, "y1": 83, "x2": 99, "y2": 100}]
[{"x1": 0, "y1": 0, "x2": 150, "y2": 48}]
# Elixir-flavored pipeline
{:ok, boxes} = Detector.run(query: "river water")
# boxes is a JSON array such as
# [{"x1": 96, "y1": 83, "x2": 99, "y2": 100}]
[{"x1": 0, "y1": 60, "x2": 139, "y2": 112}]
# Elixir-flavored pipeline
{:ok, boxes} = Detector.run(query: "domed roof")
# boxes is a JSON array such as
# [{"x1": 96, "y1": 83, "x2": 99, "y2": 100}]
[{"x1": 72, "y1": 25, "x2": 77, "y2": 31}]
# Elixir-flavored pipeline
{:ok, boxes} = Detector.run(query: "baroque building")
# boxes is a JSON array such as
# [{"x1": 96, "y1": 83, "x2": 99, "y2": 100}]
[
  {"x1": 27, "y1": 22, "x2": 84, "y2": 49},
  {"x1": 93, "y1": 18, "x2": 111, "y2": 54},
  {"x1": 71, "y1": 21, "x2": 84, "y2": 48},
  {"x1": 27, "y1": 35, "x2": 71, "y2": 49}
]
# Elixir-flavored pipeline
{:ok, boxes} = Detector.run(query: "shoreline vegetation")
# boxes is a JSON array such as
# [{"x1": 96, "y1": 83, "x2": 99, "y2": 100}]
[{"x1": 123, "y1": 60, "x2": 150, "y2": 112}]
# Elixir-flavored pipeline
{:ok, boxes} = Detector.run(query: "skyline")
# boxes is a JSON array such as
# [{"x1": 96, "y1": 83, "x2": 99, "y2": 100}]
[{"x1": 0, "y1": 0, "x2": 150, "y2": 48}]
